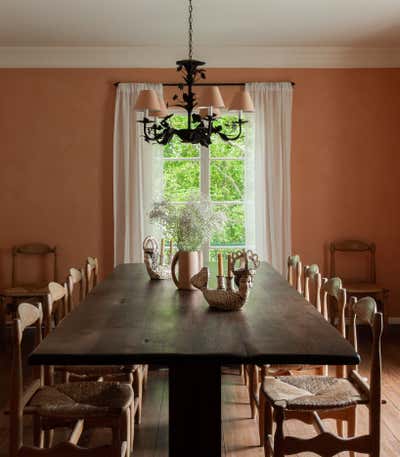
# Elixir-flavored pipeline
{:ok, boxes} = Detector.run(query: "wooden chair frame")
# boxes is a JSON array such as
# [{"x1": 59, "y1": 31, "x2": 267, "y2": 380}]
[
  {"x1": 10, "y1": 302, "x2": 132, "y2": 457},
  {"x1": 252, "y1": 277, "x2": 347, "y2": 446},
  {"x1": 260, "y1": 297, "x2": 383, "y2": 457},
  {"x1": 330, "y1": 239, "x2": 388, "y2": 327},
  {"x1": 86, "y1": 257, "x2": 99, "y2": 296},
  {"x1": 12, "y1": 243, "x2": 57, "y2": 287},
  {"x1": 67, "y1": 268, "x2": 85, "y2": 312}
]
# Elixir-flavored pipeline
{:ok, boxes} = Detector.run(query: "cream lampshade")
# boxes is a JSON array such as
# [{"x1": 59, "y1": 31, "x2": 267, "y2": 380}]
[
  {"x1": 134, "y1": 89, "x2": 161, "y2": 112},
  {"x1": 150, "y1": 96, "x2": 169, "y2": 118},
  {"x1": 199, "y1": 86, "x2": 225, "y2": 109},
  {"x1": 229, "y1": 88, "x2": 255, "y2": 112}
]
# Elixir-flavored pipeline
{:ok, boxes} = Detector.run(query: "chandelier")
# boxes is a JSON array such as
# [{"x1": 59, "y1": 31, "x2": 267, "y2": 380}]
[{"x1": 133, "y1": 0, "x2": 255, "y2": 146}]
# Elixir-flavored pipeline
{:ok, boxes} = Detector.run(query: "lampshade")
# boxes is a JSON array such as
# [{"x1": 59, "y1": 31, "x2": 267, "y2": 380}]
[
  {"x1": 199, "y1": 86, "x2": 225, "y2": 108},
  {"x1": 229, "y1": 89, "x2": 255, "y2": 112},
  {"x1": 150, "y1": 96, "x2": 169, "y2": 118},
  {"x1": 134, "y1": 89, "x2": 161, "y2": 112}
]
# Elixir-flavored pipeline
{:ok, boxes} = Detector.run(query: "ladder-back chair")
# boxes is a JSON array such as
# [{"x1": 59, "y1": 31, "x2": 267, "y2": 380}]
[
  {"x1": 86, "y1": 257, "x2": 99, "y2": 295},
  {"x1": 287, "y1": 255, "x2": 302, "y2": 294},
  {"x1": 10, "y1": 302, "x2": 134, "y2": 457},
  {"x1": 330, "y1": 239, "x2": 388, "y2": 327},
  {"x1": 259, "y1": 296, "x2": 383, "y2": 457}
]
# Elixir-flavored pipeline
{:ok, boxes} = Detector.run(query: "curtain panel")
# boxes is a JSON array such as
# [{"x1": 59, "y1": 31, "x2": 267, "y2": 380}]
[
  {"x1": 113, "y1": 83, "x2": 163, "y2": 265},
  {"x1": 246, "y1": 82, "x2": 293, "y2": 274}
]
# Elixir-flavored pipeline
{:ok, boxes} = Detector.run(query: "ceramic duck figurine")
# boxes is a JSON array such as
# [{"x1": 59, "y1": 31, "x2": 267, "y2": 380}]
[
  {"x1": 143, "y1": 236, "x2": 171, "y2": 280},
  {"x1": 191, "y1": 267, "x2": 252, "y2": 311}
]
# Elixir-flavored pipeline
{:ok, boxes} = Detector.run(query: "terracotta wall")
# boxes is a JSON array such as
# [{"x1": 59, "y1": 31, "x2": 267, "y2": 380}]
[{"x1": 1, "y1": 68, "x2": 399, "y2": 317}]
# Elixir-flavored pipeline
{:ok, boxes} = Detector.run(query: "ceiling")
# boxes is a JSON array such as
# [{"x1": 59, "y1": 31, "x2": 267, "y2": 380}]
[{"x1": 1, "y1": 0, "x2": 400, "y2": 48}]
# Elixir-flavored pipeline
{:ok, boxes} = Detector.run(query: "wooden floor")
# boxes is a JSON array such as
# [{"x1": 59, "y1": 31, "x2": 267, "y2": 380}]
[{"x1": 0, "y1": 328, "x2": 400, "y2": 456}]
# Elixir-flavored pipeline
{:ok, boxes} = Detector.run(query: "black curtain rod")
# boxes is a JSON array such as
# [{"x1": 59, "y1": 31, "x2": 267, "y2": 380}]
[{"x1": 113, "y1": 81, "x2": 295, "y2": 87}]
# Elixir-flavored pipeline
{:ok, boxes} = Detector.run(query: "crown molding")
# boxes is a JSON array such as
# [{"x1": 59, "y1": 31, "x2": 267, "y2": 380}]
[{"x1": 0, "y1": 46, "x2": 399, "y2": 68}]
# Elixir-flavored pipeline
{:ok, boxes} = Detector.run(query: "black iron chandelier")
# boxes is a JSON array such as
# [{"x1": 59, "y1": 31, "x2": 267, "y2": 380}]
[{"x1": 134, "y1": 0, "x2": 255, "y2": 146}]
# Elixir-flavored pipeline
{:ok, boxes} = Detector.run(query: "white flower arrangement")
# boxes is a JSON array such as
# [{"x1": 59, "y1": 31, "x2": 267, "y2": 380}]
[{"x1": 149, "y1": 194, "x2": 227, "y2": 252}]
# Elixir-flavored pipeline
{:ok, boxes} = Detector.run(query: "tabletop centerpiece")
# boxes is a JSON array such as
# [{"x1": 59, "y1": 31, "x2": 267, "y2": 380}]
[{"x1": 149, "y1": 194, "x2": 226, "y2": 290}]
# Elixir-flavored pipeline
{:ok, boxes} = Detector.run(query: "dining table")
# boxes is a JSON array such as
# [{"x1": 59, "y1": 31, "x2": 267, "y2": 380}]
[{"x1": 29, "y1": 262, "x2": 359, "y2": 457}]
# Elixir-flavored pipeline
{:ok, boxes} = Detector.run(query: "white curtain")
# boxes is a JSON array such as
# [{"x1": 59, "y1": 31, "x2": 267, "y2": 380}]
[
  {"x1": 113, "y1": 83, "x2": 163, "y2": 265},
  {"x1": 246, "y1": 82, "x2": 293, "y2": 274}
]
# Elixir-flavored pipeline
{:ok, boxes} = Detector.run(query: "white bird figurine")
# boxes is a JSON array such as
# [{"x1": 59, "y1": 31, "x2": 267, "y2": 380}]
[
  {"x1": 143, "y1": 236, "x2": 171, "y2": 280},
  {"x1": 191, "y1": 267, "x2": 252, "y2": 311}
]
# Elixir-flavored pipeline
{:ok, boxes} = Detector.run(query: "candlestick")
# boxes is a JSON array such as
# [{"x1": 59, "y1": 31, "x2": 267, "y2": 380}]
[
  {"x1": 225, "y1": 275, "x2": 234, "y2": 291},
  {"x1": 217, "y1": 252, "x2": 224, "y2": 276},
  {"x1": 169, "y1": 239, "x2": 173, "y2": 261},
  {"x1": 217, "y1": 275, "x2": 226, "y2": 290},
  {"x1": 227, "y1": 254, "x2": 233, "y2": 278},
  {"x1": 160, "y1": 238, "x2": 165, "y2": 265}
]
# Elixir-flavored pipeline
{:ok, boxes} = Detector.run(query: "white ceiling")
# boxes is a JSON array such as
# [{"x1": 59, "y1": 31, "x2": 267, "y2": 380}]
[{"x1": 1, "y1": 0, "x2": 400, "y2": 48}]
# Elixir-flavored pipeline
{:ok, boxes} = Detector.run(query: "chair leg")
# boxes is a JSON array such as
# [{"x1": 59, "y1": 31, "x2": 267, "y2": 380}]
[
  {"x1": 348, "y1": 407, "x2": 357, "y2": 457},
  {"x1": 44, "y1": 429, "x2": 54, "y2": 448},
  {"x1": 248, "y1": 365, "x2": 256, "y2": 419},
  {"x1": 142, "y1": 365, "x2": 149, "y2": 391},
  {"x1": 130, "y1": 404, "x2": 135, "y2": 452},
  {"x1": 134, "y1": 368, "x2": 143, "y2": 425},
  {"x1": 259, "y1": 389, "x2": 270, "y2": 448},
  {"x1": 336, "y1": 419, "x2": 344, "y2": 437},
  {"x1": 273, "y1": 407, "x2": 285, "y2": 457},
  {"x1": 33, "y1": 415, "x2": 44, "y2": 448}
]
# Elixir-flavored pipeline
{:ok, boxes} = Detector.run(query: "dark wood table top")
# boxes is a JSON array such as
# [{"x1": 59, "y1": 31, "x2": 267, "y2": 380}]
[{"x1": 29, "y1": 262, "x2": 359, "y2": 366}]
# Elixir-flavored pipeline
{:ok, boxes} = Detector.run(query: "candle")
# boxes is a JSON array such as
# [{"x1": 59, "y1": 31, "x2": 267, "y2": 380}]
[
  {"x1": 227, "y1": 254, "x2": 233, "y2": 277},
  {"x1": 169, "y1": 239, "x2": 173, "y2": 257},
  {"x1": 217, "y1": 252, "x2": 224, "y2": 276},
  {"x1": 160, "y1": 238, "x2": 165, "y2": 265}
]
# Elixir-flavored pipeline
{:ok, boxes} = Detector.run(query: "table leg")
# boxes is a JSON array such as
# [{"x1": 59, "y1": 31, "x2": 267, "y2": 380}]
[{"x1": 169, "y1": 361, "x2": 221, "y2": 457}]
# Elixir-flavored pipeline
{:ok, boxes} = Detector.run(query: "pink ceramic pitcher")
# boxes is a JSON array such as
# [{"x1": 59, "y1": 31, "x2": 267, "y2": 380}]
[{"x1": 171, "y1": 250, "x2": 203, "y2": 290}]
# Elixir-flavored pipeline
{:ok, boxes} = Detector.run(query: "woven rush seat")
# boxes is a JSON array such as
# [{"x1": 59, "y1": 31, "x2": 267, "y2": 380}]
[
  {"x1": 262, "y1": 375, "x2": 368, "y2": 411},
  {"x1": 29, "y1": 381, "x2": 133, "y2": 418}
]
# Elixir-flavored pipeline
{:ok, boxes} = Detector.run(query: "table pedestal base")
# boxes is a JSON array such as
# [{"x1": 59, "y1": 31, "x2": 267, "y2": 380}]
[{"x1": 169, "y1": 362, "x2": 221, "y2": 457}]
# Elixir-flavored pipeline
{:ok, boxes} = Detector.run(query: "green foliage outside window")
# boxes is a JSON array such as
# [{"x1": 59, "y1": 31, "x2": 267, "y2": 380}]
[{"x1": 162, "y1": 114, "x2": 247, "y2": 258}]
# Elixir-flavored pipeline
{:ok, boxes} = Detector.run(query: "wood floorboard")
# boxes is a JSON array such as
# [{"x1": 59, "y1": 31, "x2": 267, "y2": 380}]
[{"x1": 1, "y1": 328, "x2": 400, "y2": 456}]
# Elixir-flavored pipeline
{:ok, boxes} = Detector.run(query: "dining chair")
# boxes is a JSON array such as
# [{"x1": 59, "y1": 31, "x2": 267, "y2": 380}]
[
  {"x1": 9, "y1": 302, "x2": 134, "y2": 457},
  {"x1": 250, "y1": 276, "x2": 347, "y2": 444},
  {"x1": 287, "y1": 255, "x2": 302, "y2": 294},
  {"x1": 0, "y1": 244, "x2": 58, "y2": 319},
  {"x1": 86, "y1": 257, "x2": 99, "y2": 295},
  {"x1": 330, "y1": 239, "x2": 389, "y2": 327},
  {"x1": 48, "y1": 277, "x2": 143, "y2": 442},
  {"x1": 259, "y1": 296, "x2": 383, "y2": 457},
  {"x1": 17, "y1": 442, "x2": 126, "y2": 457},
  {"x1": 67, "y1": 267, "x2": 85, "y2": 312}
]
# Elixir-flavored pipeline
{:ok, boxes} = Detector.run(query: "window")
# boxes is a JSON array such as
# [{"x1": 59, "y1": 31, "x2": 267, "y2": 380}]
[{"x1": 162, "y1": 114, "x2": 252, "y2": 262}]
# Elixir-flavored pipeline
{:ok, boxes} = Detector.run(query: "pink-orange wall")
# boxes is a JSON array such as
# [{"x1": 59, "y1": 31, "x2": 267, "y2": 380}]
[{"x1": 1, "y1": 68, "x2": 399, "y2": 317}]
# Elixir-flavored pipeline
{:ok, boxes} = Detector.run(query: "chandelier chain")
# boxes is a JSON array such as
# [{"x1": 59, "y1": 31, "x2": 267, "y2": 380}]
[{"x1": 188, "y1": 0, "x2": 193, "y2": 60}]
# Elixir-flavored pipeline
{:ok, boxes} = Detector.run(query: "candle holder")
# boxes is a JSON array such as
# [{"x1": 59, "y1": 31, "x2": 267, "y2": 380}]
[
  {"x1": 191, "y1": 267, "x2": 252, "y2": 312},
  {"x1": 217, "y1": 275, "x2": 226, "y2": 290},
  {"x1": 231, "y1": 249, "x2": 260, "y2": 288},
  {"x1": 225, "y1": 275, "x2": 234, "y2": 291},
  {"x1": 143, "y1": 236, "x2": 172, "y2": 280}
]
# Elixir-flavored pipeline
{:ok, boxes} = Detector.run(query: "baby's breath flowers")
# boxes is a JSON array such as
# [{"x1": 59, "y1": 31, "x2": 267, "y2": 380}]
[{"x1": 149, "y1": 194, "x2": 226, "y2": 252}]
